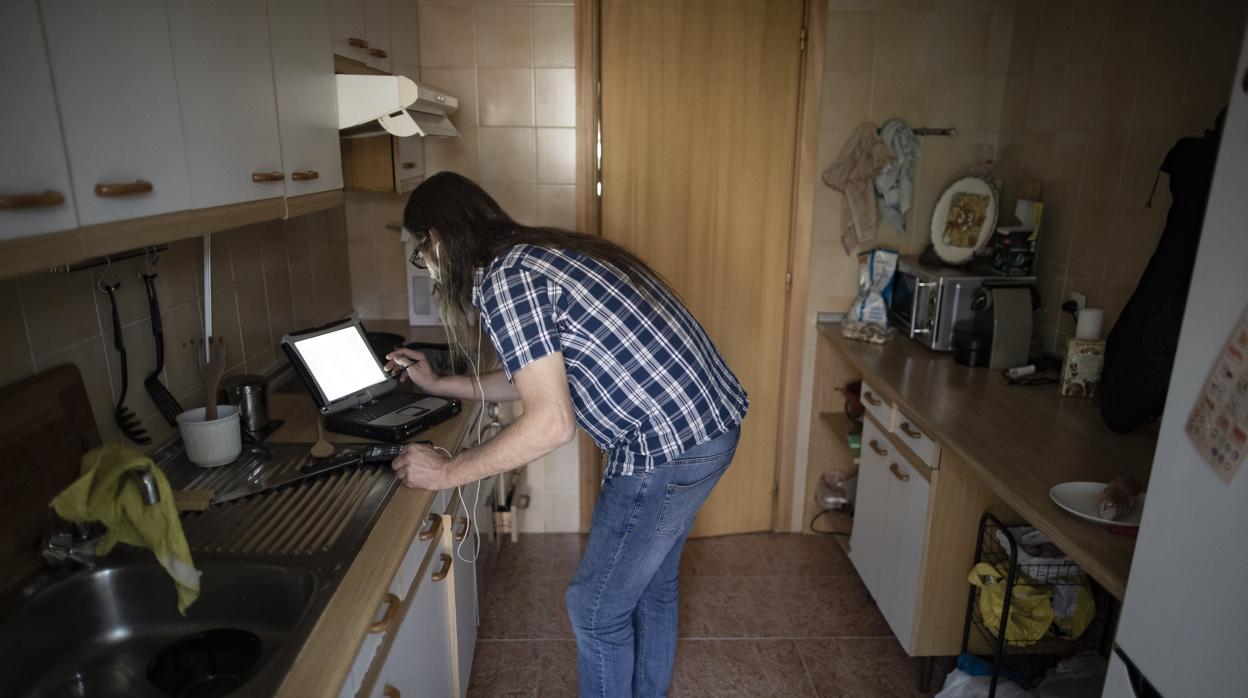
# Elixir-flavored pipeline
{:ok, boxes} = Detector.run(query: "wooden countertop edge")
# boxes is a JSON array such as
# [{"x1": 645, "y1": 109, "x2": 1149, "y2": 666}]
[
  {"x1": 818, "y1": 323, "x2": 1134, "y2": 599},
  {"x1": 274, "y1": 403, "x2": 482, "y2": 698}
]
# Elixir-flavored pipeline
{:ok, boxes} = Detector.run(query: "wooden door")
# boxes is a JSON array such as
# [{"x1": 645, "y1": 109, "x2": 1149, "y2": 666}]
[
  {"x1": 600, "y1": 0, "x2": 804, "y2": 535},
  {"x1": 877, "y1": 452, "x2": 931, "y2": 653},
  {"x1": 269, "y1": 0, "x2": 345, "y2": 196},
  {"x1": 849, "y1": 418, "x2": 892, "y2": 594},
  {"x1": 167, "y1": 0, "x2": 285, "y2": 209},
  {"x1": 0, "y1": 1, "x2": 78, "y2": 239},
  {"x1": 41, "y1": 0, "x2": 192, "y2": 226}
]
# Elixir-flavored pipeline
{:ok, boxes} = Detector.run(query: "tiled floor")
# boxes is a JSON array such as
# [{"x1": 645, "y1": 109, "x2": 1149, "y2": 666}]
[{"x1": 467, "y1": 533, "x2": 931, "y2": 697}]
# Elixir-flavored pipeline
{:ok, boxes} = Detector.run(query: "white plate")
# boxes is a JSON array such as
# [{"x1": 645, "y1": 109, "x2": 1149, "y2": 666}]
[
  {"x1": 929, "y1": 176, "x2": 998, "y2": 264},
  {"x1": 1048, "y1": 481, "x2": 1145, "y2": 528}
]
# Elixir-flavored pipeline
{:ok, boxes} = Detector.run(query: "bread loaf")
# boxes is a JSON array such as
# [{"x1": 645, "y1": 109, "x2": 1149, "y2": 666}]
[{"x1": 1096, "y1": 477, "x2": 1143, "y2": 521}]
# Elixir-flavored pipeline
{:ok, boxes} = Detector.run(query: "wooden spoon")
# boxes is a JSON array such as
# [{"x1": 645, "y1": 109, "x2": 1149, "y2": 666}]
[{"x1": 310, "y1": 414, "x2": 335, "y2": 459}]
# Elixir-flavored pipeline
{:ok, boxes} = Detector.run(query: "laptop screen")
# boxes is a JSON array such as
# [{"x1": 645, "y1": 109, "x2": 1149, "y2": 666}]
[{"x1": 290, "y1": 324, "x2": 387, "y2": 403}]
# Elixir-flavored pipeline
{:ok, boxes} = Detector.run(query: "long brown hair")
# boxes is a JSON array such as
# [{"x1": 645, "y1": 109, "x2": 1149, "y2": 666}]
[{"x1": 404, "y1": 172, "x2": 675, "y2": 353}]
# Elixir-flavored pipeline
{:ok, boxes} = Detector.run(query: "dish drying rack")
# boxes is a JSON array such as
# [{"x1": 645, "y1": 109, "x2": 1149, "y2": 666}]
[{"x1": 959, "y1": 513, "x2": 1118, "y2": 697}]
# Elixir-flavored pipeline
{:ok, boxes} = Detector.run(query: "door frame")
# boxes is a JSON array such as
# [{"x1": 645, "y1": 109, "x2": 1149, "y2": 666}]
[{"x1": 574, "y1": 0, "x2": 826, "y2": 533}]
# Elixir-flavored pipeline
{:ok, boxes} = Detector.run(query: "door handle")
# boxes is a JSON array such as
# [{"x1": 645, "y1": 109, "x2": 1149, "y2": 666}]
[
  {"x1": 431, "y1": 553, "x2": 452, "y2": 582},
  {"x1": 367, "y1": 592, "x2": 400, "y2": 633},
  {"x1": 368, "y1": 48, "x2": 389, "y2": 58},
  {"x1": 0, "y1": 189, "x2": 65, "y2": 209},
  {"x1": 382, "y1": 686, "x2": 400, "y2": 698},
  {"x1": 454, "y1": 516, "x2": 469, "y2": 541},
  {"x1": 251, "y1": 171, "x2": 285, "y2": 183},
  {"x1": 862, "y1": 391, "x2": 882, "y2": 407},
  {"x1": 889, "y1": 463, "x2": 910, "y2": 482},
  {"x1": 94, "y1": 180, "x2": 153, "y2": 197},
  {"x1": 899, "y1": 422, "x2": 923, "y2": 439},
  {"x1": 290, "y1": 170, "x2": 319, "y2": 181},
  {"x1": 348, "y1": 37, "x2": 369, "y2": 49},
  {"x1": 868, "y1": 439, "x2": 888, "y2": 457},
  {"x1": 418, "y1": 512, "x2": 440, "y2": 541}
]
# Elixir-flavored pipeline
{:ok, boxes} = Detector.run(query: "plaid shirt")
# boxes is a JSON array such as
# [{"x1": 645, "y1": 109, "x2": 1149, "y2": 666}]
[{"x1": 472, "y1": 244, "x2": 748, "y2": 477}]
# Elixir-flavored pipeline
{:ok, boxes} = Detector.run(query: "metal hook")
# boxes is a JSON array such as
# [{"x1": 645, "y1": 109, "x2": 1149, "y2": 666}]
[
  {"x1": 96, "y1": 256, "x2": 115, "y2": 293},
  {"x1": 143, "y1": 247, "x2": 159, "y2": 276}
]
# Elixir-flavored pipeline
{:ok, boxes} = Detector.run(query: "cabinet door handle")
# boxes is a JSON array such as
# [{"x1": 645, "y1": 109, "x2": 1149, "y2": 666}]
[
  {"x1": 862, "y1": 391, "x2": 882, "y2": 407},
  {"x1": 454, "y1": 516, "x2": 469, "y2": 541},
  {"x1": 431, "y1": 553, "x2": 452, "y2": 582},
  {"x1": 94, "y1": 180, "x2": 153, "y2": 197},
  {"x1": 348, "y1": 37, "x2": 369, "y2": 49},
  {"x1": 368, "y1": 47, "x2": 388, "y2": 58},
  {"x1": 383, "y1": 685, "x2": 400, "y2": 698},
  {"x1": 251, "y1": 171, "x2": 285, "y2": 183},
  {"x1": 899, "y1": 422, "x2": 923, "y2": 439},
  {"x1": 367, "y1": 592, "x2": 401, "y2": 633},
  {"x1": 400, "y1": 162, "x2": 417, "y2": 170},
  {"x1": 868, "y1": 439, "x2": 888, "y2": 457},
  {"x1": 0, "y1": 189, "x2": 65, "y2": 209},
  {"x1": 290, "y1": 170, "x2": 319, "y2": 181},
  {"x1": 889, "y1": 462, "x2": 911, "y2": 482},
  {"x1": 418, "y1": 512, "x2": 440, "y2": 541}
]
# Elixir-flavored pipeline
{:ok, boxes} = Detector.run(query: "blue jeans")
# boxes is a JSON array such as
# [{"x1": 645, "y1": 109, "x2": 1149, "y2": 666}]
[{"x1": 566, "y1": 425, "x2": 741, "y2": 697}]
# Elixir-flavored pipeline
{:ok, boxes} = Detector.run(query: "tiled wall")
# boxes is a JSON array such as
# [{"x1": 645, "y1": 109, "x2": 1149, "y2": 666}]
[
  {"x1": 996, "y1": 0, "x2": 1247, "y2": 350},
  {"x1": 347, "y1": 0, "x2": 577, "y2": 321},
  {"x1": 0, "y1": 208, "x2": 353, "y2": 451}
]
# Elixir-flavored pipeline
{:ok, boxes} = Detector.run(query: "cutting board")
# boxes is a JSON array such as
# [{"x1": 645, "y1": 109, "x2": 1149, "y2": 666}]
[{"x1": 0, "y1": 364, "x2": 100, "y2": 596}]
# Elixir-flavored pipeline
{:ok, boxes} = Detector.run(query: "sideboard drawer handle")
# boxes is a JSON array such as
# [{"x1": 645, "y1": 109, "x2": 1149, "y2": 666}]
[
  {"x1": 0, "y1": 189, "x2": 65, "y2": 209},
  {"x1": 418, "y1": 512, "x2": 440, "y2": 541},
  {"x1": 431, "y1": 553, "x2": 452, "y2": 582},
  {"x1": 251, "y1": 171, "x2": 285, "y2": 183},
  {"x1": 368, "y1": 592, "x2": 400, "y2": 633},
  {"x1": 889, "y1": 463, "x2": 911, "y2": 482},
  {"x1": 899, "y1": 422, "x2": 922, "y2": 439},
  {"x1": 94, "y1": 180, "x2": 152, "y2": 197},
  {"x1": 868, "y1": 439, "x2": 888, "y2": 457},
  {"x1": 862, "y1": 391, "x2": 882, "y2": 407}
]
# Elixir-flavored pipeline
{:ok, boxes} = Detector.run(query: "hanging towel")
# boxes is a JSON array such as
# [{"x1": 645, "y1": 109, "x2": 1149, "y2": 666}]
[
  {"x1": 51, "y1": 444, "x2": 201, "y2": 613},
  {"x1": 875, "y1": 119, "x2": 920, "y2": 233},
  {"x1": 823, "y1": 122, "x2": 894, "y2": 253}
]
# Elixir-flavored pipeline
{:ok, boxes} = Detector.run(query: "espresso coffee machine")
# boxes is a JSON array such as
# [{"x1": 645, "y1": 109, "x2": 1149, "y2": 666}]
[{"x1": 952, "y1": 286, "x2": 1035, "y2": 369}]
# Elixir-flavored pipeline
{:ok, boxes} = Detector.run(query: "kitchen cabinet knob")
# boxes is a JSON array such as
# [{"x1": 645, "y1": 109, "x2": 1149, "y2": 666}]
[
  {"x1": 348, "y1": 37, "x2": 369, "y2": 49},
  {"x1": 516, "y1": 493, "x2": 531, "y2": 509},
  {"x1": 862, "y1": 391, "x2": 882, "y2": 407},
  {"x1": 0, "y1": 189, "x2": 65, "y2": 210},
  {"x1": 383, "y1": 685, "x2": 400, "y2": 698},
  {"x1": 400, "y1": 162, "x2": 417, "y2": 170},
  {"x1": 889, "y1": 462, "x2": 911, "y2": 482},
  {"x1": 899, "y1": 422, "x2": 923, "y2": 439},
  {"x1": 868, "y1": 439, "x2": 888, "y2": 457},
  {"x1": 290, "y1": 170, "x2": 320, "y2": 181},
  {"x1": 431, "y1": 553, "x2": 452, "y2": 582},
  {"x1": 251, "y1": 171, "x2": 285, "y2": 183},
  {"x1": 418, "y1": 512, "x2": 440, "y2": 541},
  {"x1": 94, "y1": 180, "x2": 153, "y2": 197},
  {"x1": 368, "y1": 48, "x2": 389, "y2": 58},
  {"x1": 367, "y1": 592, "x2": 401, "y2": 633},
  {"x1": 454, "y1": 516, "x2": 469, "y2": 541}
]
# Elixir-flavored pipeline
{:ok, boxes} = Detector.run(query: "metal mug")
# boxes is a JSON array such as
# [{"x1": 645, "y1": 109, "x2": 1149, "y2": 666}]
[{"x1": 222, "y1": 374, "x2": 269, "y2": 433}]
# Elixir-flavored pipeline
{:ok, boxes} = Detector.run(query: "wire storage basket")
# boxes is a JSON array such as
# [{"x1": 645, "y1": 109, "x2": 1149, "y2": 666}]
[{"x1": 958, "y1": 513, "x2": 1118, "y2": 696}]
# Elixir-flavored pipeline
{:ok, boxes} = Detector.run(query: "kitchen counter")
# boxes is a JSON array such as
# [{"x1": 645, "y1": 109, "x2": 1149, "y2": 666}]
[
  {"x1": 820, "y1": 323, "x2": 1158, "y2": 601},
  {"x1": 269, "y1": 321, "x2": 484, "y2": 698}
]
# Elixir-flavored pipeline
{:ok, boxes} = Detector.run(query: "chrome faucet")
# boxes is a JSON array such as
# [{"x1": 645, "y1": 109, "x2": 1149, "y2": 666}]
[{"x1": 42, "y1": 467, "x2": 162, "y2": 569}]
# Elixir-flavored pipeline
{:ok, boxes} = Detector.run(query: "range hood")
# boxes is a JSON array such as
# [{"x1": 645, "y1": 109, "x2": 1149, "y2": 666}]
[{"x1": 336, "y1": 75, "x2": 459, "y2": 139}]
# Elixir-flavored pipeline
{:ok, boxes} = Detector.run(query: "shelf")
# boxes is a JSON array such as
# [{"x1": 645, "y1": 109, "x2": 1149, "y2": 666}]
[{"x1": 819, "y1": 411, "x2": 851, "y2": 440}]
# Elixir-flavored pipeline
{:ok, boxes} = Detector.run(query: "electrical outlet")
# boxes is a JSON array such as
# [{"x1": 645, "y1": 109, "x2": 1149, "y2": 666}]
[{"x1": 1070, "y1": 291, "x2": 1087, "y2": 312}]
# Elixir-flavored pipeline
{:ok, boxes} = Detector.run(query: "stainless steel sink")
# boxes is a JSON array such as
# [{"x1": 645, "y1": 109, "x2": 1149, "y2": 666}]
[{"x1": 0, "y1": 442, "x2": 399, "y2": 698}]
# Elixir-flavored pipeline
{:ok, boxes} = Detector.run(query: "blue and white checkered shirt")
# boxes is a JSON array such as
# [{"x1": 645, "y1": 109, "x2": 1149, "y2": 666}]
[{"x1": 472, "y1": 244, "x2": 748, "y2": 477}]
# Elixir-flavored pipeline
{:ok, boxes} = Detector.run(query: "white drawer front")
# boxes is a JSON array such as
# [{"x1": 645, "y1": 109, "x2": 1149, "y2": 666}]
[
  {"x1": 894, "y1": 409, "x2": 939, "y2": 469},
  {"x1": 860, "y1": 380, "x2": 893, "y2": 430}
]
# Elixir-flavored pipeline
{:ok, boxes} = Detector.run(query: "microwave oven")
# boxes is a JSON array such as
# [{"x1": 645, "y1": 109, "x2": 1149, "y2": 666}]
[{"x1": 888, "y1": 257, "x2": 1034, "y2": 351}]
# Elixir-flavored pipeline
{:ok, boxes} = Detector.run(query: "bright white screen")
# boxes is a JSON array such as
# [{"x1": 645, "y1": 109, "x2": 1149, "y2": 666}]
[{"x1": 294, "y1": 326, "x2": 387, "y2": 402}]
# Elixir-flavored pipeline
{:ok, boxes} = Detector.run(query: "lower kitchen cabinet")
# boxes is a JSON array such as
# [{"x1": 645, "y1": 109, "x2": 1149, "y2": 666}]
[{"x1": 372, "y1": 545, "x2": 456, "y2": 698}]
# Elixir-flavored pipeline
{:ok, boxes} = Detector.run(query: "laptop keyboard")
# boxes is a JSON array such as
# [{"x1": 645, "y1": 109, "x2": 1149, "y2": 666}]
[{"x1": 352, "y1": 392, "x2": 417, "y2": 422}]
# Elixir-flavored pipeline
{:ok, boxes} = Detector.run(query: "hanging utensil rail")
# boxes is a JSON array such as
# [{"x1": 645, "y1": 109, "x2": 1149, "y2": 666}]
[{"x1": 48, "y1": 244, "x2": 168, "y2": 274}]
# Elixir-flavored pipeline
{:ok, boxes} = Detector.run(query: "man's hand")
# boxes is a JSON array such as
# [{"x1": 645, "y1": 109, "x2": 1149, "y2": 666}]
[
  {"x1": 384, "y1": 348, "x2": 440, "y2": 393},
  {"x1": 391, "y1": 442, "x2": 453, "y2": 490}
]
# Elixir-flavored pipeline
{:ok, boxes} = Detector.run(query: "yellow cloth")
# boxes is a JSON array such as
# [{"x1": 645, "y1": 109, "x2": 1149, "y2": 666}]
[
  {"x1": 968, "y1": 562, "x2": 1053, "y2": 646},
  {"x1": 50, "y1": 444, "x2": 201, "y2": 613}
]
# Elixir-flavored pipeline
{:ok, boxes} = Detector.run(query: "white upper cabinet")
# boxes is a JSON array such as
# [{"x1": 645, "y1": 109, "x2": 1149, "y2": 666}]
[
  {"x1": 166, "y1": 0, "x2": 284, "y2": 209},
  {"x1": 390, "y1": 0, "x2": 419, "y2": 80},
  {"x1": 363, "y1": 0, "x2": 392, "y2": 72},
  {"x1": 0, "y1": 1, "x2": 78, "y2": 239},
  {"x1": 40, "y1": 0, "x2": 192, "y2": 227},
  {"x1": 268, "y1": 0, "x2": 344, "y2": 196},
  {"x1": 331, "y1": 0, "x2": 368, "y2": 63}
]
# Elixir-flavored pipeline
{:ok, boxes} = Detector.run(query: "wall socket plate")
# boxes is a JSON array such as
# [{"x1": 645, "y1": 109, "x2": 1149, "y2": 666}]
[{"x1": 1070, "y1": 291, "x2": 1087, "y2": 312}]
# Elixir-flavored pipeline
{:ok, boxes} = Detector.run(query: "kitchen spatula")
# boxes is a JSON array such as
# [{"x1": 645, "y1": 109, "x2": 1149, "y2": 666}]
[{"x1": 141, "y1": 273, "x2": 183, "y2": 426}]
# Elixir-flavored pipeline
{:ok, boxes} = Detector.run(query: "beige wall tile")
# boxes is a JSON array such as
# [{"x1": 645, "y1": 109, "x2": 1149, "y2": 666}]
[
  {"x1": 422, "y1": 68, "x2": 479, "y2": 126},
  {"x1": 1035, "y1": 260, "x2": 1067, "y2": 348},
  {"x1": 939, "y1": 0, "x2": 992, "y2": 10},
  {"x1": 234, "y1": 276, "x2": 270, "y2": 360},
  {"x1": 425, "y1": 125, "x2": 480, "y2": 180},
  {"x1": 999, "y1": 72, "x2": 1030, "y2": 131},
  {"x1": 1178, "y1": 44, "x2": 1240, "y2": 136},
  {"x1": 1007, "y1": 4, "x2": 1039, "y2": 74},
  {"x1": 535, "y1": 68, "x2": 575, "y2": 127},
  {"x1": 1119, "y1": 128, "x2": 1173, "y2": 209},
  {"x1": 825, "y1": 11, "x2": 877, "y2": 73},
  {"x1": 534, "y1": 5, "x2": 574, "y2": 67},
  {"x1": 479, "y1": 127, "x2": 536, "y2": 183},
  {"x1": 227, "y1": 222, "x2": 265, "y2": 282},
  {"x1": 926, "y1": 74, "x2": 984, "y2": 132},
  {"x1": 537, "y1": 184, "x2": 576, "y2": 230},
  {"x1": 377, "y1": 250, "x2": 407, "y2": 317},
  {"x1": 197, "y1": 233, "x2": 234, "y2": 291},
  {"x1": 1145, "y1": 0, "x2": 1200, "y2": 53},
  {"x1": 869, "y1": 73, "x2": 928, "y2": 123},
  {"x1": 20, "y1": 269, "x2": 100, "y2": 357},
  {"x1": 155, "y1": 238, "x2": 200, "y2": 307},
  {"x1": 1031, "y1": 0, "x2": 1071, "y2": 69},
  {"x1": 348, "y1": 242, "x2": 382, "y2": 298},
  {"x1": 985, "y1": 11, "x2": 1014, "y2": 75},
  {"x1": 264, "y1": 267, "x2": 295, "y2": 345},
  {"x1": 980, "y1": 76, "x2": 1006, "y2": 130},
  {"x1": 246, "y1": 346, "x2": 277, "y2": 376},
  {"x1": 1079, "y1": 130, "x2": 1127, "y2": 204},
  {"x1": 0, "y1": 281, "x2": 31, "y2": 371},
  {"x1": 874, "y1": 12, "x2": 932, "y2": 74},
  {"x1": 1023, "y1": 66, "x2": 1062, "y2": 132},
  {"x1": 289, "y1": 258, "x2": 316, "y2": 328},
  {"x1": 1047, "y1": 131, "x2": 1090, "y2": 200},
  {"x1": 33, "y1": 336, "x2": 121, "y2": 445},
  {"x1": 1034, "y1": 195, "x2": 1073, "y2": 267},
  {"x1": 1069, "y1": 199, "x2": 1113, "y2": 275},
  {"x1": 419, "y1": 6, "x2": 475, "y2": 68},
  {"x1": 484, "y1": 183, "x2": 538, "y2": 225},
  {"x1": 1064, "y1": 5, "x2": 1103, "y2": 63},
  {"x1": 930, "y1": 12, "x2": 990, "y2": 74},
  {"x1": 355, "y1": 293, "x2": 381, "y2": 320},
  {"x1": 259, "y1": 221, "x2": 288, "y2": 273},
  {"x1": 379, "y1": 281, "x2": 408, "y2": 319},
  {"x1": 210, "y1": 290, "x2": 244, "y2": 371},
  {"x1": 478, "y1": 68, "x2": 534, "y2": 126},
  {"x1": 1104, "y1": 204, "x2": 1162, "y2": 283},
  {"x1": 92, "y1": 256, "x2": 150, "y2": 333},
  {"x1": 1092, "y1": 51, "x2": 1140, "y2": 131},
  {"x1": 537, "y1": 127, "x2": 576, "y2": 185},
  {"x1": 1130, "y1": 47, "x2": 1186, "y2": 132},
  {"x1": 476, "y1": 6, "x2": 532, "y2": 67},
  {"x1": 159, "y1": 300, "x2": 203, "y2": 399},
  {"x1": 344, "y1": 192, "x2": 372, "y2": 242},
  {"x1": 820, "y1": 71, "x2": 873, "y2": 131},
  {"x1": 1054, "y1": 58, "x2": 1100, "y2": 132}
]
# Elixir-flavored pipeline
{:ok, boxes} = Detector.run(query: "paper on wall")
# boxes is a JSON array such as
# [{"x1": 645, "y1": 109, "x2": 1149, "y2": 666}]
[{"x1": 1186, "y1": 303, "x2": 1248, "y2": 483}]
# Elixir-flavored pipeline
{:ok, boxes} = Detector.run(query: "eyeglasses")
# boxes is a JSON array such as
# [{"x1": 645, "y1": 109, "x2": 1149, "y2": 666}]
[{"x1": 407, "y1": 228, "x2": 431, "y2": 269}]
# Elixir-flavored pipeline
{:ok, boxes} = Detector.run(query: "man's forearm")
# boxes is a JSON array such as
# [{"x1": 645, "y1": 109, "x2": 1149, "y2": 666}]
[
  {"x1": 430, "y1": 369, "x2": 521, "y2": 402},
  {"x1": 442, "y1": 409, "x2": 573, "y2": 487}
]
